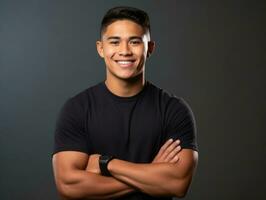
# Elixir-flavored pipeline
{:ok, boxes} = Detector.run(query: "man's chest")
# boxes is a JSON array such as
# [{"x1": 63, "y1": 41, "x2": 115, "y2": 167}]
[{"x1": 86, "y1": 101, "x2": 165, "y2": 162}]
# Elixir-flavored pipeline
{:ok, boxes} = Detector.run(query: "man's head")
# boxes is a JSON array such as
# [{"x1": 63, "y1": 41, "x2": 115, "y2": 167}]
[
  {"x1": 97, "y1": 6, "x2": 155, "y2": 82},
  {"x1": 100, "y1": 6, "x2": 151, "y2": 40}
]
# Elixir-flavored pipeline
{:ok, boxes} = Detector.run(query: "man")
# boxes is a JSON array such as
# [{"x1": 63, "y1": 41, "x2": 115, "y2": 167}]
[{"x1": 52, "y1": 6, "x2": 198, "y2": 200}]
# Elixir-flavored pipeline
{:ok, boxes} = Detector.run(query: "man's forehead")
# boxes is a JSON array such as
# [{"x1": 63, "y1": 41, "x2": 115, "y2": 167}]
[
  {"x1": 103, "y1": 20, "x2": 147, "y2": 34},
  {"x1": 105, "y1": 19, "x2": 143, "y2": 29}
]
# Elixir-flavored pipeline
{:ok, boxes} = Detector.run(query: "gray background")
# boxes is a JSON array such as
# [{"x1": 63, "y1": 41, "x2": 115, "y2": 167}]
[{"x1": 1, "y1": 0, "x2": 265, "y2": 199}]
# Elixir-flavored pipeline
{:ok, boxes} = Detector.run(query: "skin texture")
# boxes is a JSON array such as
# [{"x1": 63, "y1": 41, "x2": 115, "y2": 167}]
[
  {"x1": 52, "y1": 139, "x2": 184, "y2": 199},
  {"x1": 96, "y1": 19, "x2": 155, "y2": 97},
  {"x1": 52, "y1": 19, "x2": 198, "y2": 199}
]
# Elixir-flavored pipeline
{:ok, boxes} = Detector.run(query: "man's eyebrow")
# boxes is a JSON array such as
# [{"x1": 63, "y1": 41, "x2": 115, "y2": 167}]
[
  {"x1": 106, "y1": 36, "x2": 120, "y2": 40},
  {"x1": 129, "y1": 36, "x2": 143, "y2": 40},
  {"x1": 106, "y1": 36, "x2": 143, "y2": 40}
]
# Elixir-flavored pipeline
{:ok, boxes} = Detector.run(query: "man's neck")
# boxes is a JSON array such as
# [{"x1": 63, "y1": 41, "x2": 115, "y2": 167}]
[{"x1": 105, "y1": 75, "x2": 145, "y2": 97}]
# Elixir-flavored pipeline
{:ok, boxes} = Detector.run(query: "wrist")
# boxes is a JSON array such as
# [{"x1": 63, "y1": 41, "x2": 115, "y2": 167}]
[
  {"x1": 99, "y1": 155, "x2": 115, "y2": 176},
  {"x1": 107, "y1": 157, "x2": 116, "y2": 173}
]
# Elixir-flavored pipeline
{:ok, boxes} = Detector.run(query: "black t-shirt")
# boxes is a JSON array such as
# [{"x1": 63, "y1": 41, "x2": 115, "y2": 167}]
[{"x1": 53, "y1": 80, "x2": 198, "y2": 199}]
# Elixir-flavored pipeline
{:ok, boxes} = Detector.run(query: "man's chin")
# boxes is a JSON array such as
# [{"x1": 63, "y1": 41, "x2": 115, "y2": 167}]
[{"x1": 115, "y1": 73, "x2": 144, "y2": 82}]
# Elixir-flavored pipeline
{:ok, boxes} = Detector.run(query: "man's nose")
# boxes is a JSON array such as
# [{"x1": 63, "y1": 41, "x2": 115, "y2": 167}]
[{"x1": 118, "y1": 42, "x2": 132, "y2": 56}]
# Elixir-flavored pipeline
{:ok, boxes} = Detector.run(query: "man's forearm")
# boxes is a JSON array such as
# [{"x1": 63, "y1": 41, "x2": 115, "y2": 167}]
[
  {"x1": 57, "y1": 169, "x2": 135, "y2": 199},
  {"x1": 107, "y1": 160, "x2": 180, "y2": 197},
  {"x1": 107, "y1": 150, "x2": 197, "y2": 197}
]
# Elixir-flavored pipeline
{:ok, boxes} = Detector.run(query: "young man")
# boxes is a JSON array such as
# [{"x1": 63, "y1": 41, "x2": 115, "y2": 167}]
[{"x1": 52, "y1": 6, "x2": 198, "y2": 200}]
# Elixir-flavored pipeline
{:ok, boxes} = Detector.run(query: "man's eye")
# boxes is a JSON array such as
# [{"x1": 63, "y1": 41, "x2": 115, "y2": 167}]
[
  {"x1": 130, "y1": 40, "x2": 141, "y2": 45},
  {"x1": 110, "y1": 41, "x2": 119, "y2": 45}
]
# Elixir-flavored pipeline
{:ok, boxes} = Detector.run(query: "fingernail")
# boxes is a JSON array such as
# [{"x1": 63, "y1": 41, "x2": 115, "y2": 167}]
[
  {"x1": 169, "y1": 138, "x2": 173, "y2": 142},
  {"x1": 176, "y1": 140, "x2": 180, "y2": 143}
]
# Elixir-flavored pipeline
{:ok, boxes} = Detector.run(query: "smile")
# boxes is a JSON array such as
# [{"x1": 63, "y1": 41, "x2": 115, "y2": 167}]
[{"x1": 115, "y1": 60, "x2": 135, "y2": 67}]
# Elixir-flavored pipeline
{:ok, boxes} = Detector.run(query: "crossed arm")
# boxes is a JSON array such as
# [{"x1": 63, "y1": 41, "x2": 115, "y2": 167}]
[{"x1": 52, "y1": 139, "x2": 198, "y2": 199}]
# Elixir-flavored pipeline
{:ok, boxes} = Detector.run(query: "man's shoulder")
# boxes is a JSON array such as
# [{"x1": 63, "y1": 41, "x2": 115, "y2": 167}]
[
  {"x1": 147, "y1": 82, "x2": 195, "y2": 121},
  {"x1": 147, "y1": 81, "x2": 184, "y2": 105},
  {"x1": 62, "y1": 81, "x2": 103, "y2": 110},
  {"x1": 69, "y1": 81, "x2": 103, "y2": 101}
]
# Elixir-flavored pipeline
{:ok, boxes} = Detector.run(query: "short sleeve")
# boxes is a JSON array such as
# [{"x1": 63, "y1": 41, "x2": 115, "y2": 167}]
[
  {"x1": 164, "y1": 97, "x2": 198, "y2": 151},
  {"x1": 53, "y1": 97, "x2": 89, "y2": 155}
]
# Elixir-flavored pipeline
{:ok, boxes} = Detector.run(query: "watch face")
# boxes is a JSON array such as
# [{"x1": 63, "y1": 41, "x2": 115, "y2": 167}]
[
  {"x1": 100, "y1": 155, "x2": 113, "y2": 164},
  {"x1": 101, "y1": 155, "x2": 113, "y2": 161},
  {"x1": 101, "y1": 155, "x2": 110, "y2": 160},
  {"x1": 99, "y1": 155, "x2": 114, "y2": 177}
]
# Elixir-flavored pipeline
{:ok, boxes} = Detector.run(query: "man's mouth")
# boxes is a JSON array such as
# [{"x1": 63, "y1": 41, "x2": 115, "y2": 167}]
[{"x1": 115, "y1": 60, "x2": 135, "y2": 67}]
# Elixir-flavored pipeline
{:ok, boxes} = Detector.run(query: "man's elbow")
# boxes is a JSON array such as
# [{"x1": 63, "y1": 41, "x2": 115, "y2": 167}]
[
  {"x1": 55, "y1": 180, "x2": 75, "y2": 199},
  {"x1": 174, "y1": 188, "x2": 188, "y2": 199},
  {"x1": 171, "y1": 177, "x2": 192, "y2": 198},
  {"x1": 55, "y1": 177, "x2": 83, "y2": 200}
]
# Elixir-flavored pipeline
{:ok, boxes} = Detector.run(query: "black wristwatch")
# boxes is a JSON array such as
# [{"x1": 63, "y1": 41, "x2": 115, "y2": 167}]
[{"x1": 99, "y1": 155, "x2": 115, "y2": 176}]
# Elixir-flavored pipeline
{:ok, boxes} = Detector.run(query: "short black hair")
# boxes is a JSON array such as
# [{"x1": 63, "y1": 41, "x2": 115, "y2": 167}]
[{"x1": 100, "y1": 6, "x2": 151, "y2": 38}]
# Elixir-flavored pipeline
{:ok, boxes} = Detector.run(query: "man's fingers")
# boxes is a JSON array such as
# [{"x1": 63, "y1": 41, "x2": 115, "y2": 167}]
[
  {"x1": 169, "y1": 155, "x2": 180, "y2": 163},
  {"x1": 165, "y1": 145, "x2": 181, "y2": 162},
  {"x1": 153, "y1": 139, "x2": 181, "y2": 163},
  {"x1": 157, "y1": 138, "x2": 174, "y2": 155},
  {"x1": 161, "y1": 139, "x2": 180, "y2": 159}
]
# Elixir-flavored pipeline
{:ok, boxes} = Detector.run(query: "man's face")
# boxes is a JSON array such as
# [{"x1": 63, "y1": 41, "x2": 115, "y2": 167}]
[{"x1": 97, "y1": 20, "x2": 154, "y2": 81}]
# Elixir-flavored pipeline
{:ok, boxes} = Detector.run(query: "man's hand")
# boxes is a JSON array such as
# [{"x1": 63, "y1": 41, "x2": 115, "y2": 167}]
[
  {"x1": 86, "y1": 139, "x2": 182, "y2": 175},
  {"x1": 86, "y1": 154, "x2": 101, "y2": 174},
  {"x1": 152, "y1": 138, "x2": 181, "y2": 164},
  {"x1": 107, "y1": 141, "x2": 197, "y2": 197}
]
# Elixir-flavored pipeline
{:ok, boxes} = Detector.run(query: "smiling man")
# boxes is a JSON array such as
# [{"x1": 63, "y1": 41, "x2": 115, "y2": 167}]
[{"x1": 52, "y1": 6, "x2": 198, "y2": 200}]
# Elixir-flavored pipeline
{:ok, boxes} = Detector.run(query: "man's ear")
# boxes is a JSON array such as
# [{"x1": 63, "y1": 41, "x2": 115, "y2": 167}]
[
  {"x1": 147, "y1": 41, "x2": 155, "y2": 58},
  {"x1": 96, "y1": 40, "x2": 104, "y2": 58}
]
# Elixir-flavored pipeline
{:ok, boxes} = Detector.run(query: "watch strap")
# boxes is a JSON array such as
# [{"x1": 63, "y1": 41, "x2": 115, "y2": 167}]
[{"x1": 99, "y1": 155, "x2": 115, "y2": 176}]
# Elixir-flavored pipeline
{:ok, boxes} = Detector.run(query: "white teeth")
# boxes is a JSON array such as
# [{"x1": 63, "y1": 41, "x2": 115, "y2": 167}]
[{"x1": 117, "y1": 61, "x2": 133, "y2": 64}]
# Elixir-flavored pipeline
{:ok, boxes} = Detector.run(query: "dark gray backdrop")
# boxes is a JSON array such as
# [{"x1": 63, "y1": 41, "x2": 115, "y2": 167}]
[{"x1": 1, "y1": 0, "x2": 265, "y2": 199}]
